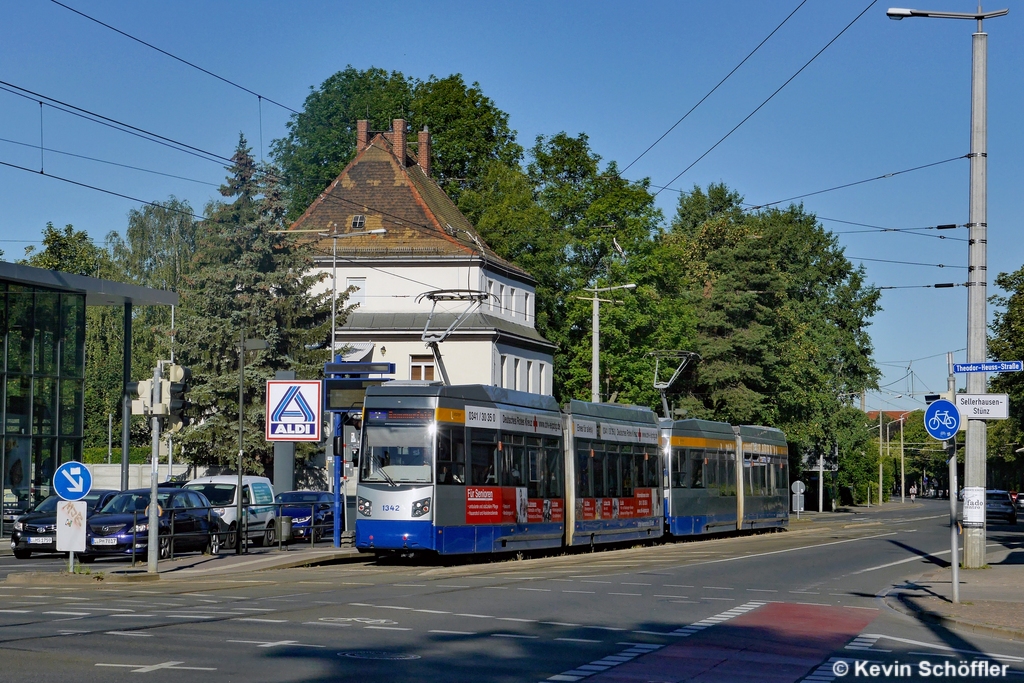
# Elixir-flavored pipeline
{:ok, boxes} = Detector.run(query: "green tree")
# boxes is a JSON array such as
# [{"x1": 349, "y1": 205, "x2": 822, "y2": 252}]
[
  {"x1": 20, "y1": 222, "x2": 101, "y2": 276},
  {"x1": 175, "y1": 135, "x2": 333, "y2": 475},
  {"x1": 272, "y1": 66, "x2": 520, "y2": 217}
]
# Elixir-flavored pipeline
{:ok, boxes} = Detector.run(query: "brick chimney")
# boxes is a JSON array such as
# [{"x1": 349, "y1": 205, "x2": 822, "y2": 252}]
[
  {"x1": 417, "y1": 127, "x2": 432, "y2": 176},
  {"x1": 356, "y1": 120, "x2": 370, "y2": 152},
  {"x1": 392, "y1": 118, "x2": 406, "y2": 165}
]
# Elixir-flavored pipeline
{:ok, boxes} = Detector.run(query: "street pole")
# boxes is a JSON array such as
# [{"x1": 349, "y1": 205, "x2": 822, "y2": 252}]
[
  {"x1": 900, "y1": 417, "x2": 906, "y2": 504},
  {"x1": 237, "y1": 327, "x2": 245, "y2": 556},
  {"x1": 331, "y1": 234, "x2": 338, "y2": 362},
  {"x1": 949, "y1": 436, "x2": 960, "y2": 603},
  {"x1": 963, "y1": 12, "x2": 989, "y2": 571},
  {"x1": 107, "y1": 413, "x2": 112, "y2": 465},
  {"x1": 147, "y1": 362, "x2": 161, "y2": 574},
  {"x1": 732, "y1": 427, "x2": 744, "y2": 530},
  {"x1": 591, "y1": 293, "x2": 600, "y2": 403},
  {"x1": 878, "y1": 410, "x2": 884, "y2": 505},
  {"x1": 818, "y1": 452, "x2": 824, "y2": 512}
]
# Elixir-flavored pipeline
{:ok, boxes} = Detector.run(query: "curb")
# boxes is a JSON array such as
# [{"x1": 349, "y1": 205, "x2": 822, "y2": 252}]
[
  {"x1": 886, "y1": 593, "x2": 1024, "y2": 643},
  {"x1": 4, "y1": 571, "x2": 160, "y2": 586}
]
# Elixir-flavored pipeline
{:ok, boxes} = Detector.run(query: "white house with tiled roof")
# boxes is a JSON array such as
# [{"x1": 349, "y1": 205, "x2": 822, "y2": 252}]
[{"x1": 289, "y1": 119, "x2": 555, "y2": 394}]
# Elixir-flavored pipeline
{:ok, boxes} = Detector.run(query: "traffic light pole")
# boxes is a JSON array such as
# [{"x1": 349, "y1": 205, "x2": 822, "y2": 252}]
[{"x1": 148, "y1": 362, "x2": 162, "y2": 574}]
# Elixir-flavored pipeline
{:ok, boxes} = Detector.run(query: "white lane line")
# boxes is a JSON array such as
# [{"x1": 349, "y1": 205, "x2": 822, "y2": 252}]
[
  {"x1": 365, "y1": 626, "x2": 411, "y2": 631},
  {"x1": 704, "y1": 586, "x2": 734, "y2": 590},
  {"x1": 0, "y1": 609, "x2": 30, "y2": 613},
  {"x1": 702, "y1": 597, "x2": 735, "y2": 601},
  {"x1": 653, "y1": 595, "x2": 689, "y2": 599},
  {"x1": 498, "y1": 618, "x2": 538, "y2": 623},
  {"x1": 228, "y1": 640, "x2": 325, "y2": 648},
  {"x1": 234, "y1": 608, "x2": 277, "y2": 612},
  {"x1": 556, "y1": 638, "x2": 601, "y2": 643},
  {"x1": 486, "y1": 586, "x2": 509, "y2": 590},
  {"x1": 437, "y1": 584, "x2": 470, "y2": 588},
  {"x1": 664, "y1": 584, "x2": 693, "y2": 588},
  {"x1": 542, "y1": 622, "x2": 580, "y2": 627},
  {"x1": 414, "y1": 609, "x2": 450, "y2": 614},
  {"x1": 675, "y1": 531, "x2": 900, "y2": 570},
  {"x1": 621, "y1": 582, "x2": 651, "y2": 586},
  {"x1": 456, "y1": 613, "x2": 494, "y2": 619},
  {"x1": 430, "y1": 629, "x2": 476, "y2": 635},
  {"x1": 392, "y1": 584, "x2": 424, "y2": 587},
  {"x1": 517, "y1": 588, "x2": 551, "y2": 592},
  {"x1": 235, "y1": 618, "x2": 288, "y2": 623},
  {"x1": 866, "y1": 634, "x2": 1024, "y2": 663},
  {"x1": 747, "y1": 588, "x2": 777, "y2": 592},
  {"x1": 106, "y1": 631, "x2": 152, "y2": 637},
  {"x1": 44, "y1": 611, "x2": 91, "y2": 616},
  {"x1": 120, "y1": 614, "x2": 156, "y2": 618},
  {"x1": 851, "y1": 549, "x2": 952, "y2": 574},
  {"x1": 580, "y1": 580, "x2": 612, "y2": 584},
  {"x1": 492, "y1": 633, "x2": 538, "y2": 639},
  {"x1": 608, "y1": 593, "x2": 641, "y2": 597},
  {"x1": 562, "y1": 590, "x2": 595, "y2": 594}
]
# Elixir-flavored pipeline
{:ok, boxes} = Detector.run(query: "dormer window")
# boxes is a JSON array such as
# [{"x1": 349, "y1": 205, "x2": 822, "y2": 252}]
[{"x1": 351, "y1": 215, "x2": 366, "y2": 229}]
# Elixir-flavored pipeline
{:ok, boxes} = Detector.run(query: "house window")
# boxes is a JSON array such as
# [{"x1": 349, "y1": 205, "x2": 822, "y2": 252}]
[
  {"x1": 527, "y1": 360, "x2": 534, "y2": 393},
  {"x1": 510, "y1": 288, "x2": 517, "y2": 317},
  {"x1": 539, "y1": 363, "x2": 546, "y2": 394},
  {"x1": 410, "y1": 355, "x2": 435, "y2": 381},
  {"x1": 498, "y1": 284, "x2": 505, "y2": 313},
  {"x1": 487, "y1": 280, "x2": 495, "y2": 310},
  {"x1": 346, "y1": 277, "x2": 366, "y2": 307},
  {"x1": 514, "y1": 358, "x2": 521, "y2": 391},
  {"x1": 351, "y1": 215, "x2": 366, "y2": 229},
  {"x1": 500, "y1": 355, "x2": 507, "y2": 388},
  {"x1": 524, "y1": 292, "x2": 532, "y2": 322}
]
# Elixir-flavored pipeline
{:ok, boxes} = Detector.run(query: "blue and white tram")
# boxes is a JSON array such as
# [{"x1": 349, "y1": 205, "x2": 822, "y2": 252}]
[
  {"x1": 662, "y1": 419, "x2": 790, "y2": 536},
  {"x1": 563, "y1": 400, "x2": 663, "y2": 547},
  {"x1": 355, "y1": 383, "x2": 566, "y2": 555}
]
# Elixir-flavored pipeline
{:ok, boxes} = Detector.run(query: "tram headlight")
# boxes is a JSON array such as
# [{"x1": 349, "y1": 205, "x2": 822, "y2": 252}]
[
  {"x1": 357, "y1": 497, "x2": 372, "y2": 517},
  {"x1": 411, "y1": 497, "x2": 431, "y2": 518}
]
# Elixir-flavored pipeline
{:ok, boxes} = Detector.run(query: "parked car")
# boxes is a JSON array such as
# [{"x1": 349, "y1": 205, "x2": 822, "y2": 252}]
[
  {"x1": 84, "y1": 487, "x2": 220, "y2": 560},
  {"x1": 9, "y1": 490, "x2": 118, "y2": 559},
  {"x1": 986, "y1": 489, "x2": 1018, "y2": 525},
  {"x1": 275, "y1": 491, "x2": 335, "y2": 543},
  {"x1": 184, "y1": 476, "x2": 276, "y2": 549}
]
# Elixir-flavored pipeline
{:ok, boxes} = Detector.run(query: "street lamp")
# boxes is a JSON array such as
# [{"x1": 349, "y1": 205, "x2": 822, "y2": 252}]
[
  {"x1": 237, "y1": 332, "x2": 269, "y2": 555},
  {"x1": 274, "y1": 227, "x2": 388, "y2": 359},
  {"x1": 887, "y1": 3, "x2": 1007, "y2": 569},
  {"x1": 577, "y1": 283, "x2": 636, "y2": 403}
]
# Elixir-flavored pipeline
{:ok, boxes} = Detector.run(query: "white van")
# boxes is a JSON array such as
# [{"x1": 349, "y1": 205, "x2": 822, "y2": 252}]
[{"x1": 185, "y1": 475, "x2": 277, "y2": 548}]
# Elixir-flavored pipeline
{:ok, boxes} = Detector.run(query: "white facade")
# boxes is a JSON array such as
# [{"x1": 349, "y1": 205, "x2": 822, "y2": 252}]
[{"x1": 315, "y1": 257, "x2": 554, "y2": 395}]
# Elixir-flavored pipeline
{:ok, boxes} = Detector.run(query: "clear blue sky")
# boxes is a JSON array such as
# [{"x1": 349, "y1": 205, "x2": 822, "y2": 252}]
[{"x1": 2, "y1": 1, "x2": 1021, "y2": 413}]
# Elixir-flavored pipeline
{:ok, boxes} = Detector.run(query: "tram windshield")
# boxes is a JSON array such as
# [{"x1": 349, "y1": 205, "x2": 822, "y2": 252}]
[{"x1": 360, "y1": 423, "x2": 433, "y2": 485}]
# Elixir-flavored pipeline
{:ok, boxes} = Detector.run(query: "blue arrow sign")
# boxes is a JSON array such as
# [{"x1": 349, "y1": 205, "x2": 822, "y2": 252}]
[
  {"x1": 924, "y1": 399, "x2": 961, "y2": 441},
  {"x1": 953, "y1": 361, "x2": 1023, "y2": 373},
  {"x1": 53, "y1": 462, "x2": 92, "y2": 502}
]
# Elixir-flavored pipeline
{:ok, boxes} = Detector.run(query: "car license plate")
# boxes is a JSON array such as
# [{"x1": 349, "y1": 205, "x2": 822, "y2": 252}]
[
  {"x1": 27, "y1": 537, "x2": 51, "y2": 545},
  {"x1": 91, "y1": 537, "x2": 118, "y2": 546}
]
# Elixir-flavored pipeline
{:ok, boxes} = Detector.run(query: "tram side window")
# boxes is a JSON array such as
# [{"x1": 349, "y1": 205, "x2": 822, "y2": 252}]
[
  {"x1": 576, "y1": 441, "x2": 593, "y2": 498},
  {"x1": 705, "y1": 451, "x2": 719, "y2": 489},
  {"x1": 469, "y1": 428, "x2": 498, "y2": 485},
  {"x1": 593, "y1": 446, "x2": 608, "y2": 498},
  {"x1": 671, "y1": 449, "x2": 686, "y2": 488},
  {"x1": 689, "y1": 449, "x2": 705, "y2": 488},
  {"x1": 721, "y1": 450, "x2": 735, "y2": 496},
  {"x1": 645, "y1": 447, "x2": 660, "y2": 488},
  {"x1": 778, "y1": 462, "x2": 789, "y2": 494},
  {"x1": 543, "y1": 437, "x2": 563, "y2": 498},
  {"x1": 436, "y1": 426, "x2": 465, "y2": 485},
  {"x1": 501, "y1": 433, "x2": 527, "y2": 488},
  {"x1": 620, "y1": 446, "x2": 635, "y2": 498}
]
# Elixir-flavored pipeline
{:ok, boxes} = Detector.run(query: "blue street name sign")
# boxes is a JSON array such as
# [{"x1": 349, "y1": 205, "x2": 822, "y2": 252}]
[
  {"x1": 53, "y1": 461, "x2": 93, "y2": 502},
  {"x1": 924, "y1": 399, "x2": 961, "y2": 441},
  {"x1": 953, "y1": 361, "x2": 1023, "y2": 373}
]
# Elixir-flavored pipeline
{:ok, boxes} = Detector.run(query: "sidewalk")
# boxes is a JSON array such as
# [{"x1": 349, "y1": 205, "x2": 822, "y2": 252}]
[{"x1": 886, "y1": 543, "x2": 1024, "y2": 642}]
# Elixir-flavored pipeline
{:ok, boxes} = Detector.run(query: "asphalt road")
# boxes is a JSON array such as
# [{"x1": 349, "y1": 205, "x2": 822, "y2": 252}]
[{"x1": 0, "y1": 500, "x2": 1021, "y2": 683}]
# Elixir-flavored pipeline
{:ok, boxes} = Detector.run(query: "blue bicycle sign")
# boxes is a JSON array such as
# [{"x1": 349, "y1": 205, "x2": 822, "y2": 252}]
[{"x1": 924, "y1": 399, "x2": 961, "y2": 440}]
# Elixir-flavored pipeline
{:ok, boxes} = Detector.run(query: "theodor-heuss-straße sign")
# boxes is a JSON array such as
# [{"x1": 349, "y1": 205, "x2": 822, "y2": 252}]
[{"x1": 266, "y1": 380, "x2": 322, "y2": 441}]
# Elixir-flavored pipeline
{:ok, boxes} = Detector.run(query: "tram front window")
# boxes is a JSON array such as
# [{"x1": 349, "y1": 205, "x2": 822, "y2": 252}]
[{"x1": 360, "y1": 424, "x2": 433, "y2": 485}]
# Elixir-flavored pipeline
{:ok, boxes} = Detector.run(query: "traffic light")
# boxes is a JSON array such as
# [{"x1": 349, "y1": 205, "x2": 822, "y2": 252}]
[
  {"x1": 129, "y1": 379, "x2": 154, "y2": 416},
  {"x1": 164, "y1": 364, "x2": 192, "y2": 433}
]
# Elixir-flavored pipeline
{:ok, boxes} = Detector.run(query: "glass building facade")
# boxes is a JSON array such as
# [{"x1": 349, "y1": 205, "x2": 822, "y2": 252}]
[{"x1": 1, "y1": 282, "x2": 86, "y2": 509}]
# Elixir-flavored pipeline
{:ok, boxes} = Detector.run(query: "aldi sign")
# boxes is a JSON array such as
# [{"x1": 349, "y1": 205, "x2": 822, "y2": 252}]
[{"x1": 266, "y1": 380, "x2": 322, "y2": 441}]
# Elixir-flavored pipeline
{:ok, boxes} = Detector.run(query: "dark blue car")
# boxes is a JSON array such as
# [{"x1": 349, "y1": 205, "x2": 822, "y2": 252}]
[
  {"x1": 10, "y1": 490, "x2": 118, "y2": 559},
  {"x1": 275, "y1": 491, "x2": 334, "y2": 543},
  {"x1": 85, "y1": 487, "x2": 220, "y2": 560}
]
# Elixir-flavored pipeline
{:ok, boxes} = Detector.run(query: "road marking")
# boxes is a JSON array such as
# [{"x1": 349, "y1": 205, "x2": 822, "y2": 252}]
[
  {"x1": 429, "y1": 629, "x2": 475, "y2": 635},
  {"x1": 580, "y1": 580, "x2": 612, "y2": 584},
  {"x1": 492, "y1": 633, "x2": 538, "y2": 639},
  {"x1": 106, "y1": 631, "x2": 152, "y2": 637},
  {"x1": 866, "y1": 634, "x2": 1024, "y2": 662},
  {"x1": 702, "y1": 597, "x2": 735, "y2": 601},
  {"x1": 542, "y1": 622, "x2": 580, "y2": 627},
  {"x1": 234, "y1": 607, "x2": 277, "y2": 612},
  {"x1": 518, "y1": 588, "x2": 551, "y2": 592},
  {"x1": 44, "y1": 611, "x2": 90, "y2": 616},
  {"x1": 556, "y1": 638, "x2": 601, "y2": 643},
  {"x1": 562, "y1": 590, "x2": 595, "y2": 594},
  {"x1": 228, "y1": 639, "x2": 325, "y2": 648},
  {"x1": 437, "y1": 584, "x2": 470, "y2": 588},
  {"x1": 121, "y1": 614, "x2": 156, "y2": 618},
  {"x1": 485, "y1": 586, "x2": 509, "y2": 590},
  {"x1": 608, "y1": 592, "x2": 641, "y2": 596},
  {"x1": 414, "y1": 609, "x2": 450, "y2": 614},
  {"x1": 164, "y1": 614, "x2": 215, "y2": 619},
  {"x1": 747, "y1": 588, "x2": 778, "y2": 592},
  {"x1": 456, "y1": 613, "x2": 494, "y2": 619},
  {"x1": 673, "y1": 531, "x2": 900, "y2": 570},
  {"x1": 851, "y1": 549, "x2": 951, "y2": 574},
  {"x1": 704, "y1": 586, "x2": 734, "y2": 590},
  {"x1": 96, "y1": 661, "x2": 216, "y2": 673},
  {"x1": 546, "y1": 643, "x2": 662, "y2": 681},
  {"x1": 392, "y1": 584, "x2": 424, "y2": 587},
  {"x1": 0, "y1": 609, "x2": 30, "y2": 613},
  {"x1": 654, "y1": 595, "x2": 688, "y2": 599},
  {"x1": 498, "y1": 617, "x2": 538, "y2": 623},
  {"x1": 235, "y1": 618, "x2": 288, "y2": 623},
  {"x1": 365, "y1": 626, "x2": 411, "y2": 631},
  {"x1": 621, "y1": 582, "x2": 651, "y2": 586},
  {"x1": 664, "y1": 584, "x2": 693, "y2": 588}
]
